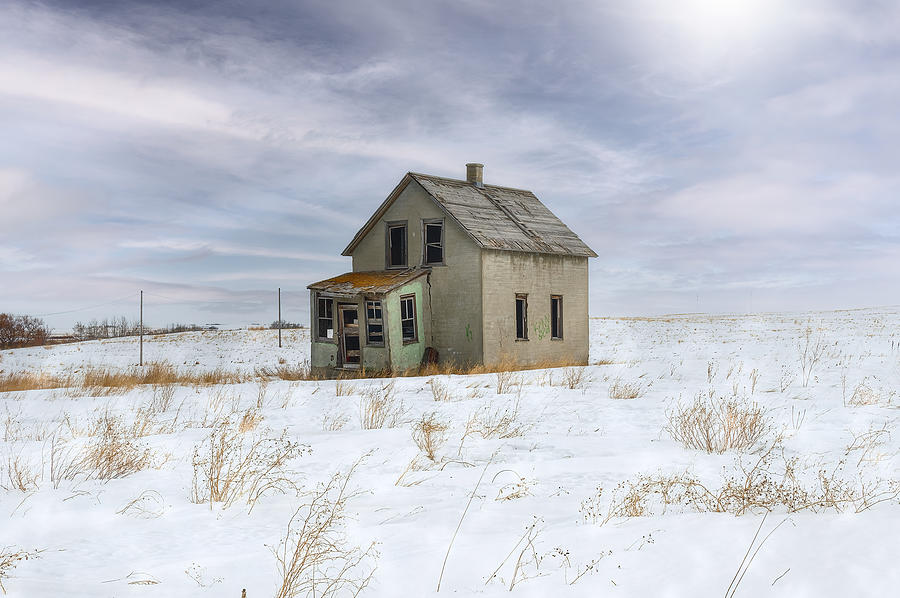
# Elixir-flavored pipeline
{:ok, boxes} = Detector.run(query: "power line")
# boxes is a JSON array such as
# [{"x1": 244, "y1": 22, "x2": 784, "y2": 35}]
[{"x1": 33, "y1": 293, "x2": 136, "y2": 317}]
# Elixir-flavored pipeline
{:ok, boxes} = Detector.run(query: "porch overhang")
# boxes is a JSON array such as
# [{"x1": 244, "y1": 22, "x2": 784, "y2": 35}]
[{"x1": 307, "y1": 269, "x2": 428, "y2": 296}]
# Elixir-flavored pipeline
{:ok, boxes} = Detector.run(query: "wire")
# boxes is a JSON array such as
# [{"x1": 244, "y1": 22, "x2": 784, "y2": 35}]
[{"x1": 33, "y1": 293, "x2": 136, "y2": 317}]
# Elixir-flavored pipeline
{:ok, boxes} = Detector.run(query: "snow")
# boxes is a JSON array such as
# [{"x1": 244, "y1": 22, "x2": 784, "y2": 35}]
[{"x1": 1, "y1": 309, "x2": 899, "y2": 596}]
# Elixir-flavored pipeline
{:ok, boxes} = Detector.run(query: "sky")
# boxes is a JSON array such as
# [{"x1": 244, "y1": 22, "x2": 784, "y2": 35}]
[{"x1": 1, "y1": 0, "x2": 899, "y2": 331}]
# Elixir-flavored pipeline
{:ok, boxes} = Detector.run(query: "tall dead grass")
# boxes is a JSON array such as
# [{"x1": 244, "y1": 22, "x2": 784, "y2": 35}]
[
  {"x1": 411, "y1": 413, "x2": 450, "y2": 461},
  {"x1": 665, "y1": 394, "x2": 773, "y2": 453},
  {"x1": 273, "y1": 459, "x2": 377, "y2": 598},
  {"x1": 359, "y1": 381, "x2": 405, "y2": 430},
  {"x1": 190, "y1": 419, "x2": 309, "y2": 511},
  {"x1": 0, "y1": 547, "x2": 43, "y2": 595}
]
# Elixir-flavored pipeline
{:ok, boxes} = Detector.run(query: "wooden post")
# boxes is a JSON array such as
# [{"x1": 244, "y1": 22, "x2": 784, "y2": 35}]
[
  {"x1": 278, "y1": 287, "x2": 282, "y2": 348},
  {"x1": 139, "y1": 289, "x2": 143, "y2": 366}
]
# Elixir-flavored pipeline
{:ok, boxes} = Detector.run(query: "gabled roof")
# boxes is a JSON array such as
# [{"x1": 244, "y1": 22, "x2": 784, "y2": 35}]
[
  {"x1": 341, "y1": 172, "x2": 597, "y2": 258},
  {"x1": 307, "y1": 269, "x2": 428, "y2": 295}
]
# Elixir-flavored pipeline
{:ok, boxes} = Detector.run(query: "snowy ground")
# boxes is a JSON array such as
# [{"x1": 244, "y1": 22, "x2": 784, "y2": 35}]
[{"x1": 1, "y1": 309, "x2": 899, "y2": 597}]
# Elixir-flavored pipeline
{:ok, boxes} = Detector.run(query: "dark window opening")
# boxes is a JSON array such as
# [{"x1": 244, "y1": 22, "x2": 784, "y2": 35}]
[
  {"x1": 317, "y1": 296, "x2": 333, "y2": 340},
  {"x1": 423, "y1": 220, "x2": 444, "y2": 265},
  {"x1": 387, "y1": 223, "x2": 407, "y2": 268},
  {"x1": 515, "y1": 294, "x2": 528, "y2": 340},
  {"x1": 400, "y1": 294, "x2": 417, "y2": 342},
  {"x1": 551, "y1": 295, "x2": 563, "y2": 339},
  {"x1": 339, "y1": 305, "x2": 360, "y2": 365},
  {"x1": 365, "y1": 300, "x2": 384, "y2": 345}
]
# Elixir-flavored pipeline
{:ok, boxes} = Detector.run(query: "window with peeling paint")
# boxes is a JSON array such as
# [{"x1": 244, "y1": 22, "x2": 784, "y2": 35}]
[
  {"x1": 317, "y1": 296, "x2": 334, "y2": 340},
  {"x1": 366, "y1": 300, "x2": 384, "y2": 345},
  {"x1": 423, "y1": 219, "x2": 443, "y2": 265},
  {"x1": 400, "y1": 294, "x2": 417, "y2": 342}
]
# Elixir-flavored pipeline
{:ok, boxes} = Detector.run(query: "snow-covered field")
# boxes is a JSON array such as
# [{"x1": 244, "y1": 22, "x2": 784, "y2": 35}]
[{"x1": 1, "y1": 309, "x2": 899, "y2": 597}]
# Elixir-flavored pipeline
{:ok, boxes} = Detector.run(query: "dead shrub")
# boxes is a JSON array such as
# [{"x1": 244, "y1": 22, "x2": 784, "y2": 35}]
[
  {"x1": 0, "y1": 547, "x2": 43, "y2": 594},
  {"x1": 359, "y1": 381, "x2": 405, "y2": 430},
  {"x1": 411, "y1": 412, "x2": 450, "y2": 461},
  {"x1": 1, "y1": 451, "x2": 41, "y2": 492},
  {"x1": 607, "y1": 377, "x2": 645, "y2": 400},
  {"x1": 561, "y1": 367, "x2": 590, "y2": 390},
  {"x1": 581, "y1": 441, "x2": 900, "y2": 523},
  {"x1": 322, "y1": 410, "x2": 350, "y2": 432},
  {"x1": 798, "y1": 325, "x2": 826, "y2": 387},
  {"x1": 273, "y1": 459, "x2": 377, "y2": 598},
  {"x1": 428, "y1": 378, "x2": 452, "y2": 402},
  {"x1": 238, "y1": 408, "x2": 263, "y2": 433},
  {"x1": 665, "y1": 394, "x2": 773, "y2": 453},
  {"x1": 845, "y1": 379, "x2": 893, "y2": 407},
  {"x1": 81, "y1": 415, "x2": 157, "y2": 480},
  {"x1": 463, "y1": 400, "x2": 530, "y2": 441},
  {"x1": 190, "y1": 419, "x2": 309, "y2": 511},
  {"x1": 495, "y1": 371, "x2": 519, "y2": 394},
  {"x1": 148, "y1": 384, "x2": 176, "y2": 413}
]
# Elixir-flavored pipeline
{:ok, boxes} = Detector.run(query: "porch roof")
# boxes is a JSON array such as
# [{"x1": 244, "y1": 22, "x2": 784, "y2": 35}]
[{"x1": 307, "y1": 269, "x2": 428, "y2": 295}]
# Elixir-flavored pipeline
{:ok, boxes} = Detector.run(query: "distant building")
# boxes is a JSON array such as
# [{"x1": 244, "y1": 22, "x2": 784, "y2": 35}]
[{"x1": 308, "y1": 163, "x2": 596, "y2": 375}]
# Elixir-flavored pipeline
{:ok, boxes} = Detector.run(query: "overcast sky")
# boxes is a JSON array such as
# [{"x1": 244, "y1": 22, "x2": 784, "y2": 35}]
[{"x1": 1, "y1": 0, "x2": 898, "y2": 330}]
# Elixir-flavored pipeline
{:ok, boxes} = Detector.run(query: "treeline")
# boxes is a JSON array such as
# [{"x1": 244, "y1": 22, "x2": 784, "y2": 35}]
[
  {"x1": 270, "y1": 320, "x2": 304, "y2": 329},
  {"x1": 0, "y1": 314, "x2": 50, "y2": 349},
  {"x1": 73, "y1": 317, "x2": 215, "y2": 340}
]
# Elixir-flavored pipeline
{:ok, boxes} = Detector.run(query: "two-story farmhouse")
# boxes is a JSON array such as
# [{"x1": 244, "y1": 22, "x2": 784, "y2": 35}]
[{"x1": 308, "y1": 164, "x2": 596, "y2": 375}]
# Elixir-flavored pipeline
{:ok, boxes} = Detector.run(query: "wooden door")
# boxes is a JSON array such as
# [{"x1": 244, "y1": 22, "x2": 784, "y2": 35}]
[{"x1": 338, "y1": 304, "x2": 360, "y2": 368}]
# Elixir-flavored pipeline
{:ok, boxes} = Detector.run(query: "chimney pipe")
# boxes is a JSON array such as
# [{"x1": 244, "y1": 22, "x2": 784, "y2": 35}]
[{"x1": 466, "y1": 163, "x2": 484, "y2": 188}]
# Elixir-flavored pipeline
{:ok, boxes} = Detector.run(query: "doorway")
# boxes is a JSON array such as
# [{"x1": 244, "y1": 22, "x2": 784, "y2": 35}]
[{"x1": 338, "y1": 304, "x2": 360, "y2": 368}]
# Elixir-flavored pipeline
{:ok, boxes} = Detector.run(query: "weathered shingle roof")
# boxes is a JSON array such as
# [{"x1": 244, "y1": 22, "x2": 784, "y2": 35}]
[
  {"x1": 307, "y1": 269, "x2": 428, "y2": 295},
  {"x1": 342, "y1": 172, "x2": 597, "y2": 258}
]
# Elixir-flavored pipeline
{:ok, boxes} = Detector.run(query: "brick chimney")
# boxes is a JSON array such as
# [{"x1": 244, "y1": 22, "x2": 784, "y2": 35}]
[{"x1": 466, "y1": 163, "x2": 484, "y2": 188}]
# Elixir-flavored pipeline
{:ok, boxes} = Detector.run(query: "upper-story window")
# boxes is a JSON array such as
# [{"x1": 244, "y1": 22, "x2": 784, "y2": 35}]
[
  {"x1": 386, "y1": 221, "x2": 407, "y2": 269},
  {"x1": 515, "y1": 294, "x2": 528, "y2": 340},
  {"x1": 423, "y1": 219, "x2": 444, "y2": 265}
]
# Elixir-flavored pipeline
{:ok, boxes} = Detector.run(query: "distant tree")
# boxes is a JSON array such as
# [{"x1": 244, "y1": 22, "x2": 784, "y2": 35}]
[
  {"x1": 270, "y1": 320, "x2": 303, "y2": 329},
  {"x1": 0, "y1": 313, "x2": 49, "y2": 348}
]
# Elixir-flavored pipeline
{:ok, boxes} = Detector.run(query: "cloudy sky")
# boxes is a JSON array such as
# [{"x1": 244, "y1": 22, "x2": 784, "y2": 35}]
[{"x1": 1, "y1": 0, "x2": 898, "y2": 330}]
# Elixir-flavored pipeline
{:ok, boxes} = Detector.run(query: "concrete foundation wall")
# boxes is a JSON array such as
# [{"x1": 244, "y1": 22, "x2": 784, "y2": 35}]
[
  {"x1": 480, "y1": 251, "x2": 589, "y2": 366},
  {"x1": 351, "y1": 180, "x2": 483, "y2": 366}
]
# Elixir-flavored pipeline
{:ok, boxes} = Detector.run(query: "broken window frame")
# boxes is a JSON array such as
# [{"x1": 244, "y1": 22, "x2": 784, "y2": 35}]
[
  {"x1": 550, "y1": 295, "x2": 563, "y2": 340},
  {"x1": 385, "y1": 220, "x2": 408, "y2": 269},
  {"x1": 316, "y1": 295, "x2": 335, "y2": 342},
  {"x1": 422, "y1": 218, "x2": 444, "y2": 266},
  {"x1": 515, "y1": 293, "x2": 528, "y2": 341},
  {"x1": 400, "y1": 294, "x2": 418, "y2": 343},
  {"x1": 365, "y1": 299, "x2": 384, "y2": 346}
]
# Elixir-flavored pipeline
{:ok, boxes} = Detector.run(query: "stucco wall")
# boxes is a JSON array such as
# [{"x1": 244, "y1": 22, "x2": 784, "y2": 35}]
[
  {"x1": 350, "y1": 179, "x2": 483, "y2": 366},
  {"x1": 480, "y1": 250, "x2": 589, "y2": 366},
  {"x1": 384, "y1": 280, "x2": 426, "y2": 371}
]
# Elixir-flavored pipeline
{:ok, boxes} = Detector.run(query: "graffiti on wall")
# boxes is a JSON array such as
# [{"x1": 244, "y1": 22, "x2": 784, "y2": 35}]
[{"x1": 534, "y1": 315, "x2": 550, "y2": 340}]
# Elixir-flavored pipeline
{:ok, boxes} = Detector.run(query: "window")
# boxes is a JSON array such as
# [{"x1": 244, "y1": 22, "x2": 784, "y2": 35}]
[
  {"x1": 317, "y1": 296, "x2": 334, "y2": 340},
  {"x1": 423, "y1": 219, "x2": 444, "y2": 265},
  {"x1": 551, "y1": 295, "x2": 563, "y2": 340},
  {"x1": 386, "y1": 222, "x2": 407, "y2": 268},
  {"x1": 365, "y1": 300, "x2": 384, "y2": 345},
  {"x1": 515, "y1": 294, "x2": 528, "y2": 340},
  {"x1": 400, "y1": 294, "x2": 417, "y2": 343}
]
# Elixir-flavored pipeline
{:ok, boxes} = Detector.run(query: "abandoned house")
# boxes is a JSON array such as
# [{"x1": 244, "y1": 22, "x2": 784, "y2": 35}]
[{"x1": 307, "y1": 163, "x2": 596, "y2": 375}]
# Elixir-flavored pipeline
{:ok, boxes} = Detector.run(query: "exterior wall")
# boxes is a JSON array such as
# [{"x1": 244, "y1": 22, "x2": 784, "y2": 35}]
[
  {"x1": 480, "y1": 250, "x2": 589, "y2": 367},
  {"x1": 384, "y1": 280, "x2": 427, "y2": 371},
  {"x1": 351, "y1": 179, "x2": 483, "y2": 366},
  {"x1": 309, "y1": 291, "x2": 392, "y2": 375}
]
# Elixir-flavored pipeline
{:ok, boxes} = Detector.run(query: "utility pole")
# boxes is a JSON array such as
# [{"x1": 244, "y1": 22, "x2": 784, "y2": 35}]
[
  {"x1": 139, "y1": 289, "x2": 143, "y2": 366},
  {"x1": 277, "y1": 287, "x2": 282, "y2": 348}
]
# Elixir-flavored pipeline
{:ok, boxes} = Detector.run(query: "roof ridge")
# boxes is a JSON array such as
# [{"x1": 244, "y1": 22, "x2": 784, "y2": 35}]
[{"x1": 408, "y1": 172, "x2": 536, "y2": 194}]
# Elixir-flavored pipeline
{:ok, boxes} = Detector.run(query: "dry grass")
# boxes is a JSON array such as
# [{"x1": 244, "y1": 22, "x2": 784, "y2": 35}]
[
  {"x1": 359, "y1": 381, "x2": 405, "y2": 430},
  {"x1": 411, "y1": 412, "x2": 450, "y2": 461},
  {"x1": 607, "y1": 377, "x2": 645, "y2": 400},
  {"x1": 581, "y1": 441, "x2": 900, "y2": 523},
  {"x1": 428, "y1": 378, "x2": 452, "y2": 402},
  {"x1": 463, "y1": 400, "x2": 530, "y2": 441},
  {"x1": 495, "y1": 370, "x2": 520, "y2": 394},
  {"x1": 0, "y1": 372, "x2": 72, "y2": 393},
  {"x1": 0, "y1": 547, "x2": 43, "y2": 595},
  {"x1": 256, "y1": 362, "x2": 318, "y2": 381},
  {"x1": 190, "y1": 419, "x2": 309, "y2": 512},
  {"x1": 665, "y1": 394, "x2": 773, "y2": 453},
  {"x1": 1, "y1": 451, "x2": 40, "y2": 492},
  {"x1": 273, "y1": 459, "x2": 377, "y2": 598},
  {"x1": 561, "y1": 367, "x2": 590, "y2": 390},
  {"x1": 81, "y1": 415, "x2": 157, "y2": 480},
  {"x1": 845, "y1": 379, "x2": 893, "y2": 407}
]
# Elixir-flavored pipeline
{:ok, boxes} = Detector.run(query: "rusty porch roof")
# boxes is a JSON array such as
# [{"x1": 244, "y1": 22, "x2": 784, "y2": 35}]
[{"x1": 306, "y1": 269, "x2": 428, "y2": 295}]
